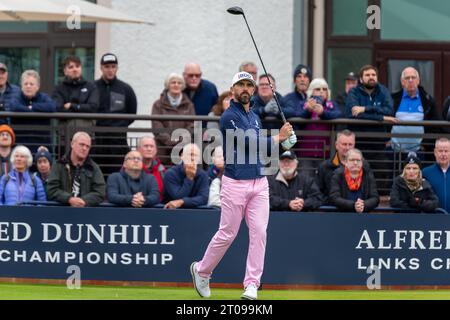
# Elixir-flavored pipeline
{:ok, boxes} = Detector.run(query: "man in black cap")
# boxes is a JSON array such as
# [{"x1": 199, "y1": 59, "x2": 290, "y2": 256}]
[
  {"x1": 94, "y1": 53, "x2": 137, "y2": 175},
  {"x1": 282, "y1": 64, "x2": 312, "y2": 116},
  {"x1": 268, "y1": 150, "x2": 323, "y2": 212},
  {"x1": 335, "y1": 72, "x2": 359, "y2": 117},
  {"x1": 0, "y1": 62, "x2": 20, "y2": 124}
]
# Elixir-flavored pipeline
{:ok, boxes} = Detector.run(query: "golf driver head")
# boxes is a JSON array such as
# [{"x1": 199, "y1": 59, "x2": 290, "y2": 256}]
[
  {"x1": 226, "y1": 5, "x2": 287, "y2": 123},
  {"x1": 227, "y1": 6, "x2": 244, "y2": 16}
]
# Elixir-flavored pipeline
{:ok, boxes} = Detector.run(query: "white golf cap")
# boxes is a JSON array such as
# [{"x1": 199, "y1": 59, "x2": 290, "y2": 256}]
[{"x1": 231, "y1": 71, "x2": 256, "y2": 87}]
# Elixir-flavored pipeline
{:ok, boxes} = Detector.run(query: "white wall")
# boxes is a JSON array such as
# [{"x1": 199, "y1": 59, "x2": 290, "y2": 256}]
[{"x1": 102, "y1": 0, "x2": 295, "y2": 124}]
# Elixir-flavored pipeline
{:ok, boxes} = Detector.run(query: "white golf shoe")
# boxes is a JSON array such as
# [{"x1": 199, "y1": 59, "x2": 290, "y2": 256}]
[
  {"x1": 190, "y1": 262, "x2": 211, "y2": 298},
  {"x1": 241, "y1": 284, "x2": 258, "y2": 300}
]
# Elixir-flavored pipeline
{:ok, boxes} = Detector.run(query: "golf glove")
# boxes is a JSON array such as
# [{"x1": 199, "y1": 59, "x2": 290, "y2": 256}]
[{"x1": 281, "y1": 132, "x2": 297, "y2": 150}]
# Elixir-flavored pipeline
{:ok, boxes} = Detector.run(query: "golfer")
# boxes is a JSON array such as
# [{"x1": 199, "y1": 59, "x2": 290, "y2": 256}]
[{"x1": 191, "y1": 71, "x2": 296, "y2": 300}]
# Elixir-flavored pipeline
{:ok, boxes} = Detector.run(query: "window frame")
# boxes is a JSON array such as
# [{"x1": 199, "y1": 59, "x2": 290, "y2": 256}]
[{"x1": 0, "y1": 22, "x2": 95, "y2": 94}]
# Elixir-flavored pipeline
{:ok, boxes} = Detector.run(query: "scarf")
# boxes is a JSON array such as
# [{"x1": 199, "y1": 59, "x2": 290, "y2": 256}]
[
  {"x1": 167, "y1": 93, "x2": 182, "y2": 108},
  {"x1": 332, "y1": 153, "x2": 340, "y2": 167},
  {"x1": 401, "y1": 168, "x2": 423, "y2": 193},
  {"x1": 344, "y1": 167, "x2": 363, "y2": 191}
]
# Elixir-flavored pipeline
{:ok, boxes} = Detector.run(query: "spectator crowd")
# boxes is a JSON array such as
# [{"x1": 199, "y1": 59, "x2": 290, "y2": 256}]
[{"x1": 0, "y1": 55, "x2": 449, "y2": 214}]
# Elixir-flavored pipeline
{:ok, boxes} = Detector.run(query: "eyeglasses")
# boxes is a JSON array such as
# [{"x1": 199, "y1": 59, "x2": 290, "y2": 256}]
[
  {"x1": 125, "y1": 157, "x2": 143, "y2": 162},
  {"x1": 348, "y1": 158, "x2": 362, "y2": 163},
  {"x1": 314, "y1": 87, "x2": 328, "y2": 91},
  {"x1": 77, "y1": 142, "x2": 91, "y2": 149},
  {"x1": 186, "y1": 73, "x2": 201, "y2": 78}
]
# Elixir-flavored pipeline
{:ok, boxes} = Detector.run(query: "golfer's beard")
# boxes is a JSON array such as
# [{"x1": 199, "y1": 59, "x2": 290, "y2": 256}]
[{"x1": 236, "y1": 92, "x2": 251, "y2": 105}]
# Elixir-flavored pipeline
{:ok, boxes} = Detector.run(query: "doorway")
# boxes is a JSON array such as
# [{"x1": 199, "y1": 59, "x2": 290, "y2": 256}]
[{"x1": 375, "y1": 43, "x2": 448, "y2": 110}]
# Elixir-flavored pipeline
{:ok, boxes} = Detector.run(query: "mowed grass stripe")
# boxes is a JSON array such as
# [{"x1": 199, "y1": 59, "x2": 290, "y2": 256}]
[{"x1": 1, "y1": 284, "x2": 450, "y2": 300}]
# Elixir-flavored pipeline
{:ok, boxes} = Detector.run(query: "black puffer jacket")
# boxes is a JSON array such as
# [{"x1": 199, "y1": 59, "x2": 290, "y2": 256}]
[
  {"x1": 52, "y1": 77, "x2": 99, "y2": 113},
  {"x1": 329, "y1": 167, "x2": 379, "y2": 212},
  {"x1": 268, "y1": 171, "x2": 323, "y2": 211},
  {"x1": 389, "y1": 176, "x2": 440, "y2": 213}
]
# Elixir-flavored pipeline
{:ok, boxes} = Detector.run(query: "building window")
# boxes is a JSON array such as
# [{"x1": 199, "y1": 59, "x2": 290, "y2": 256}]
[
  {"x1": 325, "y1": 0, "x2": 375, "y2": 96},
  {"x1": 0, "y1": 48, "x2": 40, "y2": 85},
  {"x1": 54, "y1": 48, "x2": 95, "y2": 84},
  {"x1": 0, "y1": 0, "x2": 96, "y2": 92},
  {"x1": 0, "y1": 22, "x2": 48, "y2": 33},
  {"x1": 331, "y1": 0, "x2": 368, "y2": 36},
  {"x1": 387, "y1": 59, "x2": 435, "y2": 96},
  {"x1": 327, "y1": 48, "x2": 371, "y2": 97},
  {"x1": 381, "y1": 0, "x2": 450, "y2": 41},
  {"x1": 0, "y1": 21, "x2": 95, "y2": 93}
]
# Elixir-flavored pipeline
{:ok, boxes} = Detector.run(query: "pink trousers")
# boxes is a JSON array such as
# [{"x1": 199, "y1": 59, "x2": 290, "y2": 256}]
[{"x1": 197, "y1": 175, "x2": 270, "y2": 288}]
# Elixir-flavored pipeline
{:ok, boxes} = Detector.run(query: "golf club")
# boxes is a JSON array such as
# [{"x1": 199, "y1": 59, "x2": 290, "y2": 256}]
[{"x1": 227, "y1": 6, "x2": 287, "y2": 123}]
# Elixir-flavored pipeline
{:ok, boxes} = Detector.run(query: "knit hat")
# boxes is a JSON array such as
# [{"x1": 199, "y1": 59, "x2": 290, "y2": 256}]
[
  {"x1": 404, "y1": 152, "x2": 421, "y2": 168},
  {"x1": 0, "y1": 125, "x2": 15, "y2": 145},
  {"x1": 293, "y1": 64, "x2": 312, "y2": 81},
  {"x1": 34, "y1": 147, "x2": 53, "y2": 164}
]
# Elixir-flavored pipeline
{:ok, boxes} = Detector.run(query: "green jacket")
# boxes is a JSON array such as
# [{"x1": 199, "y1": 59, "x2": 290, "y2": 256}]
[{"x1": 47, "y1": 154, "x2": 106, "y2": 207}]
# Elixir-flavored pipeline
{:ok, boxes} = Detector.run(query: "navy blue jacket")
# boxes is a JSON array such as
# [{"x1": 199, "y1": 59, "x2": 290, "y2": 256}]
[
  {"x1": 106, "y1": 170, "x2": 160, "y2": 207},
  {"x1": 345, "y1": 83, "x2": 394, "y2": 132},
  {"x1": 423, "y1": 164, "x2": 450, "y2": 212},
  {"x1": 221, "y1": 100, "x2": 276, "y2": 180},
  {"x1": 0, "y1": 82, "x2": 20, "y2": 124},
  {"x1": 252, "y1": 92, "x2": 289, "y2": 129},
  {"x1": 9, "y1": 91, "x2": 56, "y2": 149},
  {"x1": 183, "y1": 79, "x2": 218, "y2": 116},
  {"x1": 282, "y1": 90, "x2": 307, "y2": 118},
  {"x1": 10, "y1": 92, "x2": 56, "y2": 113},
  {"x1": 163, "y1": 163, "x2": 209, "y2": 208}
]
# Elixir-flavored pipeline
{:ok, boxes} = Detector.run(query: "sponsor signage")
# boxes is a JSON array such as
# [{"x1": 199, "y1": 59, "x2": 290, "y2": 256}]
[{"x1": 1, "y1": 206, "x2": 450, "y2": 285}]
